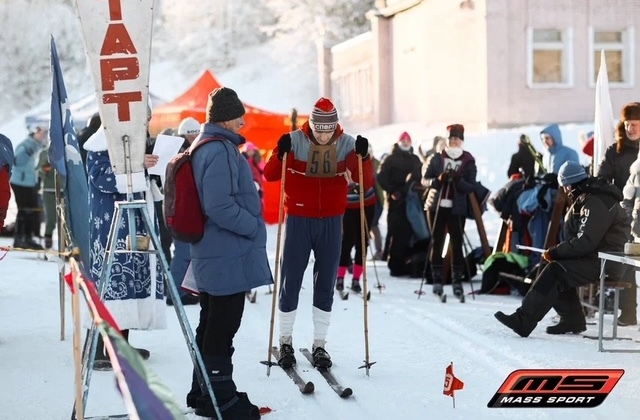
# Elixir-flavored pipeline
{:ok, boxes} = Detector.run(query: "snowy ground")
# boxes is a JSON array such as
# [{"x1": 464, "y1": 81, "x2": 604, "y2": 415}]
[
  {"x1": 1, "y1": 49, "x2": 639, "y2": 419},
  {"x1": 1, "y1": 216, "x2": 640, "y2": 420}
]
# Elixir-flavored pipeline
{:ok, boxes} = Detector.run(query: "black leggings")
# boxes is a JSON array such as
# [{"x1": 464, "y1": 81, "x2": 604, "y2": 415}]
[
  {"x1": 339, "y1": 205, "x2": 375, "y2": 267},
  {"x1": 428, "y1": 207, "x2": 466, "y2": 268},
  {"x1": 10, "y1": 184, "x2": 41, "y2": 237},
  {"x1": 196, "y1": 292, "x2": 245, "y2": 358}
]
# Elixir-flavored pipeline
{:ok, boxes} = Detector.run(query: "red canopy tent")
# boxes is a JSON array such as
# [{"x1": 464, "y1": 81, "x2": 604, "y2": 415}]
[{"x1": 150, "y1": 70, "x2": 307, "y2": 224}]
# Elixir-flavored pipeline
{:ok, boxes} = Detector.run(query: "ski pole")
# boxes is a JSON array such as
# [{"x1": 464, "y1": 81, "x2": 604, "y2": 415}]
[
  {"x1": 265, "y1": 152, "x2": 287, "y2": 377},
  {"x1": 357, "y1": 154, "x2": 375, "y2": 375}
]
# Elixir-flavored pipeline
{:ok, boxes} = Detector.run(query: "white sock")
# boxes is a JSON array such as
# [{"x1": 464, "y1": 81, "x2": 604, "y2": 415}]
[
  {"x1": 312, "y1": 306, "x2": 331, "y2": 349},
  {"x1": 278, "y1": 309, "x2": 297, "y2": 344}
]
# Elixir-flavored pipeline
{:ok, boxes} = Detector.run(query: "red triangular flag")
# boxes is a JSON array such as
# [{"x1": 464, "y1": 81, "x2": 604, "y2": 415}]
[
  {"x1": 84, "y1": 276, "x2": 122, "y2": 334},
  {"x1": 443, "y1": 363, "x2": 464, "y2": 397},
  {"x1": 64, "y1": 271, "x2": 75, "y2": 293}
]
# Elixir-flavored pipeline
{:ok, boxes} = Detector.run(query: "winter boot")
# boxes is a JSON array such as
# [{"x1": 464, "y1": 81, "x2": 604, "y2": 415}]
[
  {"x1": 547, "y1": 288, "x2": 586, "y2": 335},
  {"x1": 278, "y1": 337, "x2": 296, "y2": 369},
  {"x1": 351, "y1": 279, "x2": 362, "y2": 293},
  {"x1": 92, "y1": 334, "x2": 112, "y2": 371},
  {"x1": 311, "y1": 345, "x2": 332, "y2": 369},
  {"x1": 431, "y1": 265, "x2": 444, "y2": 295},
  {"x1": 122, "y1": 329, "x2": 150, "y2": 360},
  {"x1": 452, "y1": 266, "x2": 465, "y2": 297},
  {"x1": 335, "y1": 277, "x2": 344, "y2": 292},
  {"x1": 195, "y1": 356, "x2": 260, "y2": 419},
  {"x1": 545, "y1": 319, "x2": 586, "y2": 335},
  {"x1": 495, "y1": 289, "x2": 554, "y2": 337}
]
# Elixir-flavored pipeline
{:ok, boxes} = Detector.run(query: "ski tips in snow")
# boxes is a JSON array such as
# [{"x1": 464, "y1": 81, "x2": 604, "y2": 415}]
[{"x1": 299, "y1": 348, "x2": 352, "y2": 398}]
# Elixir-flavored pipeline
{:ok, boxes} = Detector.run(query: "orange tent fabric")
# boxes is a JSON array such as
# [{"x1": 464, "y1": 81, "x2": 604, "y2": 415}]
[{"x1": 150, "y1": 70, "x2": 307, "y2": 224}]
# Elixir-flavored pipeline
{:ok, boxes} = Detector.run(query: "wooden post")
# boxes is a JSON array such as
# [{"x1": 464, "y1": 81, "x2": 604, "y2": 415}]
[
  {"x1": 70, "y1": 259, "x2": 84, "y2": 420},
  {"x1": 468, "y1": 192, "x2": 492, "y2": 258}
]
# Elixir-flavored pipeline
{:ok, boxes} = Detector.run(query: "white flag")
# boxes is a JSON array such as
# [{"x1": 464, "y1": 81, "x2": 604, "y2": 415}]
[
  {"x1": 593, "y1": 50, "x2": 616, "y2": 175},
  {"x1": 75, "y1": 0, "x2": 154, "y2": 190}
]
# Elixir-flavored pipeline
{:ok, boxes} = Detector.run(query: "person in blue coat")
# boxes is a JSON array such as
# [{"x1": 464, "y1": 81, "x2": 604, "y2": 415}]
[
  {"x1": 540, "y1": 124, "x2": 579, "y2": 174},
  {"x1": 10, "y1": 125, "x2": 48, "y2": 249},
  {"x1": 185, "y1": 87, "x2": 272, "y2": 420}
]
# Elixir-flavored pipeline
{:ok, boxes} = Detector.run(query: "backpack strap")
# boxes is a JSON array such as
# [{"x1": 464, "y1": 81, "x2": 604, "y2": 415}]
[{"x1": 188, "y1": 136, "x2": 225, "y2": 155}]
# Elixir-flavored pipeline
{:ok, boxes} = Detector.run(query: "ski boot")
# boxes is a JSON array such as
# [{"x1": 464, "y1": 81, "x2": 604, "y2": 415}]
[
  {"x1": 278, "y1": 339, "x2": 296, "y2": 369},
  {"x1": 452, "y1": 282, "x2": 465, "y2": 302},
  {"x1": 452, "y1": 266, "x2": 466, "y2": 302},
  {"x1": 335, "y1": 277, "x2": 344, "y2": 291},
  {"x1": 431, "y1": 265, "x2": 446, "y2": 302},
  {"x1": 351, "y1": 279, "x2": 362, "y2": 293},
  {"x1": 311, "y1": 345, "x2": 332, "y2": 369}
]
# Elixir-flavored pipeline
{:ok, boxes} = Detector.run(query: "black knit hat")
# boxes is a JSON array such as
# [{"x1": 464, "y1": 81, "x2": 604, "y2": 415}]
[{"x1": 206, "y1": 87, "x2": 246, "y2": 123}]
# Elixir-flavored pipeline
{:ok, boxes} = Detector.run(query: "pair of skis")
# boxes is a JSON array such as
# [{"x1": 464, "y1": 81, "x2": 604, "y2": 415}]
[
  {"x1": 434, "y1": 289, "x2": 465, "y2": 303},
  {"x1": 267, "y1": 347, "x2": 352, "y2": 398},
  {"x1": 415, "y1": 284, "x2": 465, "y2": 303}
]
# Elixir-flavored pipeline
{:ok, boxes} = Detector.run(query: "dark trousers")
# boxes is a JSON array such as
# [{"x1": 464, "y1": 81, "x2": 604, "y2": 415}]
[
  {"x1": 155, "y1": 200, "x2": 172, "y2": 266},
  {"x1": 279, "y1": 215, "x2": 342, "y2": 312},
  {"x1": 515, "y1": 260, "x2": 598, "y2": 335},
  {"x1": 428, "y1": 207, "x2": 465, "y2": 268},
  {"x1": 339, "y1": 205, "x2": 375, "y2": 267},
  {"x1": 386, "y1": 200, "x2": 413, "y2": 275},
  {"x1": 10, "y1": 184, "x2": 41, "y2": 238},
  {"x1": 196, "y1": 292, "x2": 246, "y2": 358}
]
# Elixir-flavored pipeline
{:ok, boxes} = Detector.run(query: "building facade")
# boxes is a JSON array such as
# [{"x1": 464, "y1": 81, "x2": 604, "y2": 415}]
[{"x1": 324, "y1": 0, "x2": 640, "y2": 132}]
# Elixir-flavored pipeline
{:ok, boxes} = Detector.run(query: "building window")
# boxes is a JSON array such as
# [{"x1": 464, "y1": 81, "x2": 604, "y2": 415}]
[
  {"x1": 527, "y1": 28, "x2": 573, "y2": 88},
  {"x1": 589, "y1": 27, "x2": 635, "y2": 87}
]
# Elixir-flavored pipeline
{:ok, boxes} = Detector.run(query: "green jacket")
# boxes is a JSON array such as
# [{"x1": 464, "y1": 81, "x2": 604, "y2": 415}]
[{"x1": 37, "y1": 148, "x2": 56, "y2": 192}]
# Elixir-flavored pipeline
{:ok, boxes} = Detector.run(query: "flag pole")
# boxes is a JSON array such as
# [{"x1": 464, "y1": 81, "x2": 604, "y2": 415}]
[
  {"x1": 56, "y1": 172, "x2": 66, "y2": 341},
  {"x1": 70, "y1": 260, "x2": 83, "y2": 420},
  {"x1": 451, "y1": 361, "x2": 456, "y2": 409}
]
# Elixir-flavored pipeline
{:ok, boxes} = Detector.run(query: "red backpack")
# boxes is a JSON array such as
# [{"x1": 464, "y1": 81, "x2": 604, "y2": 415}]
[{"x1": 164, "y1": 136, "x2": 223, "y2": 243}]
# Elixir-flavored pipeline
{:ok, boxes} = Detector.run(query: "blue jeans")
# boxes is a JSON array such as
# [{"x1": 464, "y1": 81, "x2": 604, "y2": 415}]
[{"x1": 170, "y1": 239, "x2": 190, "y2": 298}]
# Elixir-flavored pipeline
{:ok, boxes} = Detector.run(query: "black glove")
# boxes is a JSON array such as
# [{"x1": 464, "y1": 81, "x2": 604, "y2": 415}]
[
  {"x1": 277, "y1": 133, "x2": 292, "y2": 160},
  {"x1": 355, "y1": 135, "x2": 369, "y2": 158}
]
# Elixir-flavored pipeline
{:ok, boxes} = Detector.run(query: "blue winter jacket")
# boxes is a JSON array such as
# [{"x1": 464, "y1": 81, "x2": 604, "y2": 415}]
[
  {"x1": 9, "y1": 135, "x2": 43, "y2": 187},
  {"x1": 190, "y1": 123, "x2": 273, "y2": 296},
  {"x1": 540, "y1": 124, "x2": 579, "y2": 173}
]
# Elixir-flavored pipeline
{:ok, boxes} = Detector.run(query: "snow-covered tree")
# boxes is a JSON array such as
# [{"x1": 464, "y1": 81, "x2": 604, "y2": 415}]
[
  {"x1": 152, "y1": 0, "x2": 275, "y2": 79},
  {"x1": 0, "y1": 0, "x2": 87, "y2": 122}
]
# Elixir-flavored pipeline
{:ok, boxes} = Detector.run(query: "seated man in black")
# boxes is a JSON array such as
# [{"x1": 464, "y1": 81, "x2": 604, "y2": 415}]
[{"x1": 495, "y1": 161, "x2": 629, "y2": 337}]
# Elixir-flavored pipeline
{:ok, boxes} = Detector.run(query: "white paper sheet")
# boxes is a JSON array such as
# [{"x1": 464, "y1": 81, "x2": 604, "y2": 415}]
[
  {"x1": 515, "y1": 245, "x2": 545, "y2": 253},
  {"x1": 147, "y1": 134, "x2": 184, "y2": 179},
  {"x1": 180, "y1": 262, "x2": 199, "y2": 296}
]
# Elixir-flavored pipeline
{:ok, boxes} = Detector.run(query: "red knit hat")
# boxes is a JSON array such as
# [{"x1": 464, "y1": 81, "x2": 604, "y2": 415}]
[
  {"x1": 398, "y1": 131, "x2": 411, "y2": 142},
  {"x1": 310, "y1": 98, "x2": 339, "y2": 132}
]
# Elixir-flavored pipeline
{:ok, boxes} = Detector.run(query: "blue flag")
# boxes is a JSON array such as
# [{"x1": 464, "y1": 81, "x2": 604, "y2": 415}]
[{"x1": 49, "y1": 36, "x2": 91, "y2": 271}]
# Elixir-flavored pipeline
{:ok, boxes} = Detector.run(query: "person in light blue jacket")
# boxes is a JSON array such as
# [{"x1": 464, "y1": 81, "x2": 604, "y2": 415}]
[
  {"x1": 9, "y1": 126, "x2": 48, "y2": 249},
  {"x1": 540, "y1": 124, "x2": 579, "y2": 174},
  {"x1": 186, "y1": 87, "x2": 272, "y2": 420}
]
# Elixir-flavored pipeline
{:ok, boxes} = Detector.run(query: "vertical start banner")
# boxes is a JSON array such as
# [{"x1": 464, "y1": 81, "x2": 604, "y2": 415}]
[{"x1": 75, "y1": 0, "x2": 154, "y2": 179}]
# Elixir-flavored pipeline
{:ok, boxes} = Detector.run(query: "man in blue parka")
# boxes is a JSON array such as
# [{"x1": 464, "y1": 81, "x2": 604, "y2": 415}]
[
  {"x1": 540, "y1": 124, "x2": 579, "y2": 174},
  {"x1": 186, "y1": 87, "x2": 272, "y2": 420}
]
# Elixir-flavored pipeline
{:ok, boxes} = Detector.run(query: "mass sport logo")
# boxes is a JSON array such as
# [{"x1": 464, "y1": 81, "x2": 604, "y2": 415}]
[{"x1": 487, "y1": 369, "x2": 624, "y2": 408}]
